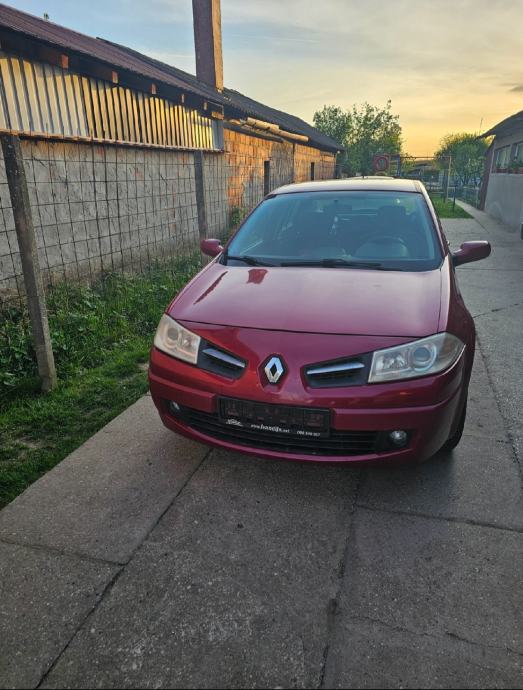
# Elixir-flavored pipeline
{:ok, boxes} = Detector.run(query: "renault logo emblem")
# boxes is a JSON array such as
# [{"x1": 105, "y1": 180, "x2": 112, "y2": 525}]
[{"x1": 264, "y1": 356, "x2": 285, "y2": 384}]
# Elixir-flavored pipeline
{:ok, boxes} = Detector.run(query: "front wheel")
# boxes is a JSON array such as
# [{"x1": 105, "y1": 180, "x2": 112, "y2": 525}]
[{"x1": 441, "y1": 399, "x2": 467, "y2": 452}]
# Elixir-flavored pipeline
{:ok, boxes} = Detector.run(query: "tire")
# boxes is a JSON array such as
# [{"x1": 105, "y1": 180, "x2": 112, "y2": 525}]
[{"x1": 441, "y1": 399, "x2": 467, "y2": 452}]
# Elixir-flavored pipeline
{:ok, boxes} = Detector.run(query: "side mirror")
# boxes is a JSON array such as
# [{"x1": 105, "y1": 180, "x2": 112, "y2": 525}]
[
  {"x1": 452, "y1": 241, "x2": 491, "y2": 267},
  {"x1": 200, "y1": 238, "x2": 224, "y2": 258}
]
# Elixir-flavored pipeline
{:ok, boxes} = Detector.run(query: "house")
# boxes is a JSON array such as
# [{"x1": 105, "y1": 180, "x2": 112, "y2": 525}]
[
  {"x1": 479, "y1": 110, "x2": 523, "y2": 232},
  {"x1": 0, "y1": 1, "x2": 342, "y2": 297}
]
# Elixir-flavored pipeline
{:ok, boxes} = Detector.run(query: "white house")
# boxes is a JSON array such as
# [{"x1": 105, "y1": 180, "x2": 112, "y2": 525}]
[{"x1": 479, "y1": 111, "x2": 523, "y2": 233}]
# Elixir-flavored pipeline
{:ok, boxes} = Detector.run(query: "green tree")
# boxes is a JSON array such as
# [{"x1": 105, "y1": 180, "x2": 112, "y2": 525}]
[
  {"x1": 312, "y1": 105, "x2": 351, "y2": 151},
  {"x1": 313, "y1": 101, "x2": 403, "y2": 176},
  {"x1": 434, "y1": 133, "x2": 490, "y2": 187}
]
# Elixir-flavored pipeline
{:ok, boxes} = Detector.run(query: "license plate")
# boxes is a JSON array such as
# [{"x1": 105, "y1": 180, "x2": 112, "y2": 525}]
[{"x1": 218, "y1": 397, "x2": 331, "y2": 438}]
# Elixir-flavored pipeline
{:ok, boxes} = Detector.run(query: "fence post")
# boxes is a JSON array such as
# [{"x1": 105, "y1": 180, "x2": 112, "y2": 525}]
[
  {"x1": 445, "y1": 155, "x2": 452, "y2": 202},
  {"x1": 194, "y1": 151, "x2": 208, "y2": 241},
  {"x1": 1, "y1": 133, "x2": 57, "y2": 392}
]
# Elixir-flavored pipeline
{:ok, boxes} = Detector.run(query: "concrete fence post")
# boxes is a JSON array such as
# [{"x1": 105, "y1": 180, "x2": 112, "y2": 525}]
[
  {"x1": 1, "y1": 133, "x2": 57, "y2": 393},
  {"x1": 194, "y1": 150, "x2": 209, "y2": 241}
]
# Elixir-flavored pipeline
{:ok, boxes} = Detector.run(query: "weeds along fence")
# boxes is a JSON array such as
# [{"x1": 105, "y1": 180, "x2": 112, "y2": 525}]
[{"x1": 0, "y1": 135, "x2": 251, "y2": 399}]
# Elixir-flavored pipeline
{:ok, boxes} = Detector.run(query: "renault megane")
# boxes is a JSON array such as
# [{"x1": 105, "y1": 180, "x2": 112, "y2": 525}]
[{"x1": 149, "y1": 178, "x2": 490, "y2": 464}]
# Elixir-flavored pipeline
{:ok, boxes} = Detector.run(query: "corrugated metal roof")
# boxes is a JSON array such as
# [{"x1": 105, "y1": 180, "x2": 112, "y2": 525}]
[
  {"x1": 0, "y1": 2, "x2": 342, "y2": 152},
  {"x1": 480, "y1": 110, "x2": 523, "y2": 139},
  {"x1": 100, "y1": 40, "x2": 343, "y2": 152}
]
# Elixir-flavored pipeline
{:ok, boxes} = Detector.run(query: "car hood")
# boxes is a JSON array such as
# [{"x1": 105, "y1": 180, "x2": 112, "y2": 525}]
[{"x1": 170, "y1": 262, "x2": 443, "y2": 337}]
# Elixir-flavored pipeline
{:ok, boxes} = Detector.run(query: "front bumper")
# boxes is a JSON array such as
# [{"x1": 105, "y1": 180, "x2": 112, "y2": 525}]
[{"x1": 149, "y1": 338, "x2": 468, "y2": 464}]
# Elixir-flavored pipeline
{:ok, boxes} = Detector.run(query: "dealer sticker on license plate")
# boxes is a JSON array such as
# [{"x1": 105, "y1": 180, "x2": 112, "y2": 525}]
[{"x1": 218, "y1": 397, "x2": 331, "y2": 438}]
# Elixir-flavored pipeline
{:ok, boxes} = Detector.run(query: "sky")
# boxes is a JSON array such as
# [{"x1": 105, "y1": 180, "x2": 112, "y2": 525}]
[{"x1": 7, "y1": 0, "x2": 523, "y2": 155}]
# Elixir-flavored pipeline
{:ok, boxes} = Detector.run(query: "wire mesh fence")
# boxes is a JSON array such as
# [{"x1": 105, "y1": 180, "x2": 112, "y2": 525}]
[
  {"x1": 0, "y1": 131, "x2": 336, "y2": 398},
  {"x1": 0, "y1": 138, "x2": 206, "y2": 306},
  {"x1": 452, "y1": 185, "x2": 481, "y2": 208},
  {"x1": 0, "y1": 138, "x2": 206, "y2": 397}
]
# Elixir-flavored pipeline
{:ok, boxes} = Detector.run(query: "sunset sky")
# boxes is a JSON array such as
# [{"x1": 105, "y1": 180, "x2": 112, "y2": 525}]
[{"x1": 8, "y1": 0, "x2": 523, "y2": 155}]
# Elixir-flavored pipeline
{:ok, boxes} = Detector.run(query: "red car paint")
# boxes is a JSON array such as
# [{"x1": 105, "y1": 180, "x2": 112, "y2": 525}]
[
  {"x1": 149, "y1": 179, "x2": 490, "y2": 464},
  {"x1": 171, "y1": 262, "x2": 443, "y2": 337}
]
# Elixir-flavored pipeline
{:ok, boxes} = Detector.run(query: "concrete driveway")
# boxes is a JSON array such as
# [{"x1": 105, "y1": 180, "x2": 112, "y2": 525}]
[{"x1": 0, "y1": 204, "x2": 522, "y2": 689}]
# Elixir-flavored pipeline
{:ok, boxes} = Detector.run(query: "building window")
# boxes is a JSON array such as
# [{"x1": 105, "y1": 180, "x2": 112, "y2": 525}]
[
  {"x1": 493, "y1": 146, "x2": 510, "y2": 172},
  {"x1": 263, "y1": 160, "x2": 271, "y2": 196},
  {"x1": 513, "y1": 142, "x2": 523, "y2": 161},
  {"x1": 310, "y1": 162, "x2": 316, "y2": 180}
]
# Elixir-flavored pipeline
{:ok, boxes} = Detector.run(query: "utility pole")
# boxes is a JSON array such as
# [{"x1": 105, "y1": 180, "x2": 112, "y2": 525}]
[{"x1": 1, "y1": 134, "x2": 57, "y2": 392}]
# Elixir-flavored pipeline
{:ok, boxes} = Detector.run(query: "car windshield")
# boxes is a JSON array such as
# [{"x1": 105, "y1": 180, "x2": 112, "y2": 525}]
[{"x1": 224, "y1": 190, "x2": 442, "y2": 271}]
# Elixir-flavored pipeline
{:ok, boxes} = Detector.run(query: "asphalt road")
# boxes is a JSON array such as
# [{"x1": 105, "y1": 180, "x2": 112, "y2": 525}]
[{"x1": 0, "y1": 204, "x2": 521, "y2": 689}]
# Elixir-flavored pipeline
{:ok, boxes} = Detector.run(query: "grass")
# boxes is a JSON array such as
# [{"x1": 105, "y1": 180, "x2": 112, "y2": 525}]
[
  {"x1": 430, "y1": 195, "x2": 472, "y2": 219},
  {"x1": 0, "y1": 254, "x2": 201, "y2": 509}
]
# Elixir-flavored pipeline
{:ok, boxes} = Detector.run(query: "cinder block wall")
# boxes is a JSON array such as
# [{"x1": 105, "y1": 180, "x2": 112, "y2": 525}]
[
  {"x1": 0, "y1": 133, "x2": 336, "y2": 298},
  {"x1": 0, "y1": 139, "x2": 200, "y2": 296},
  {"x1": 202, "y1": 152, "x2": 228, "y2": 240}
]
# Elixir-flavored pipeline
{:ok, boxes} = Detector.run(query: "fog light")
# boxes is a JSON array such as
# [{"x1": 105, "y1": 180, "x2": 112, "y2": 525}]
[
  {"x1": 389, "y1": 430, "x2": 408, "y2": 447},
  {"x1": 169, "y1": 400, "x2": 181, "y2": 414}
]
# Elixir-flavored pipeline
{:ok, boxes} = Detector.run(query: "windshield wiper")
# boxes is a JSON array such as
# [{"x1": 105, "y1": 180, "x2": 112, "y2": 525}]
[
  {"x1": 225, "y1": 255, "x2": 276, "y2": 267},
  {"x1": 280, "y1": 258, "x2": 401, "y2": 270}
]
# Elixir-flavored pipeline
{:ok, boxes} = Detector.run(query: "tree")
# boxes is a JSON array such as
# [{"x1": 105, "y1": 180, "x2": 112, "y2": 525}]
[
  {"x1": 313, "y1": 101, "x2": 403, "y2": 176},
  {"x1": 434, "y1": 133, "x2": 490, "y2": 187},
  {"x1": 312, "y1": 105, "x2": 351, "y2": 152}
]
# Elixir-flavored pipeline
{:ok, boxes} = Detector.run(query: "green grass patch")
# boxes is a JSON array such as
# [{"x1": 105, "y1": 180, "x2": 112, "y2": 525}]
[
  {"x1": 0, "y1": 254, "x2": 201, "y2": 508},
  {"x1": 430, "y1": 195, "x2": 472, "y2": 219}
]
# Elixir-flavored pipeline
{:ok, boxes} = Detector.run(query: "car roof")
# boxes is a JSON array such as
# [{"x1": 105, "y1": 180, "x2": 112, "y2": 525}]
[{"x1": 271, "y1": 178, "x2": 422, "y2": 195}]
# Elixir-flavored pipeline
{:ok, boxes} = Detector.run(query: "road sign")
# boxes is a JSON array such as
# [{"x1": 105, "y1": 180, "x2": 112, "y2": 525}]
[{"x1": 373, "y1": 154, "x2": 390, "y2": 173}]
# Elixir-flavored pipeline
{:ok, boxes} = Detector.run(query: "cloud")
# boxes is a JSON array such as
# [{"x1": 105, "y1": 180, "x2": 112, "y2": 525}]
[{"x1": 509, "y1": 85, "x2": 523, "y2": 93}]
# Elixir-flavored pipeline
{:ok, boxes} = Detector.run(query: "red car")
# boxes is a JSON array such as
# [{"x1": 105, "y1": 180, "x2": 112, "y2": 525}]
[{"x1": 149, "y1": 179, "x2": 490, "y2": 464}]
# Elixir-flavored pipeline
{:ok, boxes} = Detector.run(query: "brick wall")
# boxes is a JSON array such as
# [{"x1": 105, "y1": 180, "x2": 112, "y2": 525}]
[
  {"x1": 223, "y1": 127, "x2": 336, "y2": 229},
  {"x1": 293, "y1": 143, "x2": 337, "y2": 183}
]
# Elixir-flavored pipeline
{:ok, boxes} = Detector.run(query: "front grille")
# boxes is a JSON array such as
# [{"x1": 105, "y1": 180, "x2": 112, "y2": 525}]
[
  {"x1": 175, "y1": 405, "x2": 380, "y2": 456},
  {"x1": 305, "y1": 353, "x2": 372, "y2": 388},
  {"x1": 197, "y1": 342, "x2": 246, "y2": 380}
]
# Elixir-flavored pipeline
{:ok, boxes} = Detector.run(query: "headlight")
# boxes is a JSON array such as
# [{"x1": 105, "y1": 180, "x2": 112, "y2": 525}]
[
  {"x1": 154, "y1": 314, "x2": 201, "y2": 364},
  {"x1": 369, "y1": 333, "x2": 464, "y2": 383}
]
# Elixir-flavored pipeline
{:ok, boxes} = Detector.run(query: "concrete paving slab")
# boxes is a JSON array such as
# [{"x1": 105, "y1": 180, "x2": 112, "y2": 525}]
[
  {"x1": 340, "y1": 509, "x2": 523, "y2": 653},
  {"x1": 357, "y1": 351, "x2": 523, "y2": 529},
  {"x1": 457, "y1": 267, "x2": 523, "y2": 318},
  {"x1": 323, "y1": 618, "x2": 523, "y2": 689},
  {"x1": 475, "y1": 306, "x2": 523, "y2": 443},
  {"x1": 0, "y1": 396, "x2": 209, "y2": 564},
  {"x1": 0, "y1": 541, "x2": 118, "y2": 689},
  {"x1": 460, "y1": 351, "x2": 506, "y2": 441},
  {"x1": 42, "y1": 450, "x2": 359, "y2": 689},
  {"x1": 357, "y1": 435, "x2": 523, "y2": 529}
]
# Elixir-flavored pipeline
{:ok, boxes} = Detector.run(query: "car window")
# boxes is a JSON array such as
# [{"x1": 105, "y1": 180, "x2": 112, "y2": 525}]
[{"x1": 225, "y1": 190, "x2": 442, "y2": 271}]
